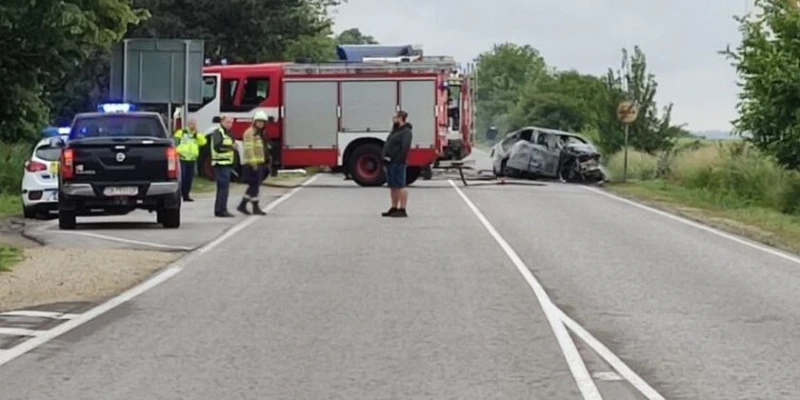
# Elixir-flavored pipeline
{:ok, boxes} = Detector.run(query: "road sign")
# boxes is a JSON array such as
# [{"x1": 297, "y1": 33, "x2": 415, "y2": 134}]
[
  {"x1": 617, "y1": 101, "x2": 638, "y2": 124},
  {"x1": 109, "y1": 39, "x2": 205, "y2": 104}
]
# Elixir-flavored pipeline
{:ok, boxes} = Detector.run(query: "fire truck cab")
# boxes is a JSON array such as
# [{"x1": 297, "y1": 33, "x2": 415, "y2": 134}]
[{"x1": 175, "y1": 45, "x2": 474, "y2": 186}]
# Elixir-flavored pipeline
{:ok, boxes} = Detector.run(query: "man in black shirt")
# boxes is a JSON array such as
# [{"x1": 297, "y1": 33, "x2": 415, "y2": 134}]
[{"x1": 380, "y1": 110, "x2": 413, "y2": 218}]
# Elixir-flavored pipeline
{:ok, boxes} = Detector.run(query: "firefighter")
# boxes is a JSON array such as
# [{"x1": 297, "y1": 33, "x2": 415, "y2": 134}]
[
  {"x1": 208, "y1": 116, "x2": 236, "y2": 217},
  {"x1": 237, "y1": 111, "x2": 269, "y2": 215},
  {"x1": 173, "y1": 119, "x2": 207, "y2": 202}
]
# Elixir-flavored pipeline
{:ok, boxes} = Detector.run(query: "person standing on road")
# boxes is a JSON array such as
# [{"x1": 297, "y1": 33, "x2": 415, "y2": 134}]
[
  {"x1": 380, "y1": 110, "x2": 413, "y2": 218},
  {"x1": 237, "y1": 111, "x2": 269, "y2": 216},
  {"x1": 208, "y1": 116, "x2": 236, "y2": 218},
  {"x1": 174, "y1": 119, "x2": 207, "y2": 202}
]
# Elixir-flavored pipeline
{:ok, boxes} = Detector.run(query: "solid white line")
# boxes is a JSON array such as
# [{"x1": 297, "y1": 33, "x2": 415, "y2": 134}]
[
  {"x1": 43, "y1": 231, "x2": 194, "y2": 251},
  {"x1": 583, "y1": 186, "x2": 800, "y2": 265},
  {"x1": 558, "y1": 308, "x2": 665, "y2": 400},
  {"x1": 449, "y1": 180, "x2": 602, "y2": 400},
  {"x1": 0, "y1": 328, "x2": 40, "y2": 337},
  {"x1": 0, "y1": 174, "x2": 319, "y2": 368},
  {"x1": 0, "y1": 311, "x2": 65, "y2": 319}
]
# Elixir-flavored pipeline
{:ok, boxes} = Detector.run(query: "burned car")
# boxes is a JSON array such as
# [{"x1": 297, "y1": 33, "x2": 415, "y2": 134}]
[{"x1": 489, "y1": 126, "x2": 606, "y2": 183}]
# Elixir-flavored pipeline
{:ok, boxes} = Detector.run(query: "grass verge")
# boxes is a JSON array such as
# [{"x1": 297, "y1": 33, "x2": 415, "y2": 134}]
[
  {"x1": 606, "y1": 180, "x2": 800, "y2": 254},
  {"x1": 0, "y1": 194, "x2": 20, "y2": 218},
  {"x1": 0, "y1": 245, "x2": 23, "y2": 272}
]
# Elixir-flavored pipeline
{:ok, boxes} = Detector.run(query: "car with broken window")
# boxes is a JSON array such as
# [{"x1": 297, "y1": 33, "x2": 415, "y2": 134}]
[{"x1": 489, "y1": 126, "x2": 606, "y2": 184}]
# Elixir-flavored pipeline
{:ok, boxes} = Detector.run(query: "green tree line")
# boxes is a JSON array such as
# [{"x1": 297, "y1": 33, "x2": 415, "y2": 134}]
[
  {"x1": 0, "y1": 0, "x2": 378, "y2": 144},
  {"x1": 474, "y1": 43, "x2": 690, "y2": 155}
]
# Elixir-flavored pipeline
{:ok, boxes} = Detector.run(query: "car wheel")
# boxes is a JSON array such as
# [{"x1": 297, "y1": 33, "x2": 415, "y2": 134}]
[
  {"x1": 58, "y1": 210, "x2": 76, "y2": 230},
  {"x1": 498, "y1": 158, "x2": 509, "y2": 177},
  {"x1": 159, "y1": 207, "x2": 181, "y2": 229},
  {"x1": 23, "y1": 206, "x2": 37, "y2": 219}
]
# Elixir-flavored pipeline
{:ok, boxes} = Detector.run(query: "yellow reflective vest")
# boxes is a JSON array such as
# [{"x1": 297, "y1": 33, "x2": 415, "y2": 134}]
[
  {"x1": 174, "y1": 128, "x2": 207, "y2": 161},
  {"x1": 242, "y1": 127, "x2": 267, "y2": 166},
  {"x1": 210, "y1": 127, "x2": 235, "y2": 166}
]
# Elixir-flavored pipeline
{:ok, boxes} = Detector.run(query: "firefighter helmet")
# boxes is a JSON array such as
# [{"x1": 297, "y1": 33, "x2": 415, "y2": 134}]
[{"x1": 253, "y1": 110, "x2": 268, "y2": 122}]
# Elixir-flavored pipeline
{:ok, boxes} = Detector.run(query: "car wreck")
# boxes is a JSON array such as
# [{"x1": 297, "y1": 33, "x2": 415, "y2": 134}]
[{"x1": 489, "y1": 126, "x2": 606, "y2": 184}]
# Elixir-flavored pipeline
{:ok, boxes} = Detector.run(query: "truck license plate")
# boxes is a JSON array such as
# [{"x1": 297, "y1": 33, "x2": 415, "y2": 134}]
[{"x1": 103, "y1": 186, "x2": 138, "y2": 196}]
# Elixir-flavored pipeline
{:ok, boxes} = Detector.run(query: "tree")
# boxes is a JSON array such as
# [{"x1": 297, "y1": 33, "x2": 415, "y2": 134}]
[
  {"x1": 475, "y1": 43, "x2": 549, "y2": 136},
  {"x1": 0, "y1": 0, "x2": 145, "y2": 142},
  {"x1": 510, "y1": 70, "x2": 609, "y2": 133},
  {"x1": 336, "y1": 28, "x2": 378, "y2": 44},
  {"x1": 722, "y1": 0, "x2": 800, "y2": 169},
  {"x1": 127, "y1": 0, "x2": 342, "y2": 63},
  {"x1": 603, "y1": 46, "x2": 681, "y2": 154}
]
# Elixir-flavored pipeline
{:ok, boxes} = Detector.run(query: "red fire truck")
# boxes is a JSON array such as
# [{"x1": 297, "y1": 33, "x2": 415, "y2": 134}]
[{"x1": 174, "y1": 45, "x2": 474, "y2": 186}]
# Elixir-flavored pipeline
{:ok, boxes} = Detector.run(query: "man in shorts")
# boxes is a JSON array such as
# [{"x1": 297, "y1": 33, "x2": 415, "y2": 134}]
[{"x1": 381, "y1": 110, "x2": 413, "y2": 218}]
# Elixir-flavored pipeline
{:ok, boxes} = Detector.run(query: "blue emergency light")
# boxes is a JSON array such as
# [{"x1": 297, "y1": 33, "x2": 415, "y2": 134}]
[
  {"x1": 58, "y1": 127, "x2": 70, "y2": 135},
  {"x1": 98, "y1": 103, "x2": 135, "y2": 113}
]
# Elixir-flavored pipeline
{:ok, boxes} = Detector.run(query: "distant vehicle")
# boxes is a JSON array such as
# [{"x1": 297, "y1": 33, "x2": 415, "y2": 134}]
[
  {"x1": 21, "y1": 136, "x2": 65, "y2": 218},
  {"x1": 489, "y1": 126, "x2": 606, "y2": 183},
  {"x1": 57, "y1": 104, "x2": 182, "y2": 229}
]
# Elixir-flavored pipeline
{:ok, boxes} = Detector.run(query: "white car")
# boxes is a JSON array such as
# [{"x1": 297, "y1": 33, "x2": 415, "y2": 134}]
[{"x1": 21, "y1": 136, "x2": 65, "y2": 218}]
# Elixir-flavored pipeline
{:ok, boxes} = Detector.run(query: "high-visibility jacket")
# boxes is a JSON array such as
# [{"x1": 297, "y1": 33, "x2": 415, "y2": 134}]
[
  {"x1": 242, "y1": 126, "x2": 267, "y2": 166},
  {"x1": 209, "y1": 127, "x2": 235, "y2": 166},
  {"x1": 174, "y1": 128, "x2": 207, "y2": 161}
]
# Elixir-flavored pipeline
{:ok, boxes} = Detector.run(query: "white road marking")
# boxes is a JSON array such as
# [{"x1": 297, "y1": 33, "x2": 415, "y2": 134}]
[
  {"x1": 0, "y1": 174, "x2": 319, "y2": 368},
  {"x1": 1, "y1": 311, "x2": 69, "y2": 319},
  {"x1": 592, "y1": 372, "x2": 624, "y2": 381},
  {"x1": 449, "y1": 180, "x2": 603, "y2": 400},
  {"x1": 558, "y1": 309, "x2": 665, "y2": 399},
  {"x1": 0, "y1": 328, "x2": 40, "y2": 337},
  {"x1": 43, "y1": 230, "x2": 194, "y2": 251},
  {"x1": 583, "y1": 186, "x2": 800, "y2": 265}
]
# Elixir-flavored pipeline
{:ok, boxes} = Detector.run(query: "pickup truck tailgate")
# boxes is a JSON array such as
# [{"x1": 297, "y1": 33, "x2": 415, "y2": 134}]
[{"x1": 69, "y1": 138, "x2": 173, "y2": 182}]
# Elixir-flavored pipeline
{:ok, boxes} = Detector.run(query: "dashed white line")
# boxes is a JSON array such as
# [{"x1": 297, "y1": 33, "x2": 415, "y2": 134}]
[
  {"x1": 449, "y1": 180, "x2": 603, "y2": 400},
  {"x1": 42, "y1": 231, "x2": 194, "y2": 251},
  {"x1": 592, "y1": 372, "x2": 624, "y2": 381},
  {"x1": 0, "y1": 310, "x2": 77, "y2": 319},
  {"x1": 0, "y1": 174, "x2": 318, "y2": 368}
]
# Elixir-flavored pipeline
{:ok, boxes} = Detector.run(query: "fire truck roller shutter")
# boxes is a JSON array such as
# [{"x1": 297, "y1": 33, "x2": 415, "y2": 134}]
[
  {"x1": 399, "y1": 80, "x2": 436, "y2": 149},
  {"x1": 283, "y1": 81, "x2": 338, "y2": 149}
]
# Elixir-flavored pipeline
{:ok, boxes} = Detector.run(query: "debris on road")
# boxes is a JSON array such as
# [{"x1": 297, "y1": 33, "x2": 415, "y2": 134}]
[{"x1": 0, "y1": 247, "x2": 179, "y2": 312}]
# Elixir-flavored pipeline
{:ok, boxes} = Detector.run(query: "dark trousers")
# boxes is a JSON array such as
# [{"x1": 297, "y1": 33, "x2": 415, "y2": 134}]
[
  {"x1": 214, "y1": 165, "x2": 232, "y2": 214},
  {"x1": 180, "y1": 160, "x2": 195, "y2": 200},
  {"x1": 243, "y1": 164, "x2": 264, "y2": 200}
]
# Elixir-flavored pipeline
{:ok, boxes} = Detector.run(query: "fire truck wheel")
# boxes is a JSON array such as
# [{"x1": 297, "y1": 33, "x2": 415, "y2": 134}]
[
  {"x1": 348, "y1": 143, "x2": 386, "y2": 187},
  {"x1": 405, "y1": 166, "x2": 422, "y2": 186}
]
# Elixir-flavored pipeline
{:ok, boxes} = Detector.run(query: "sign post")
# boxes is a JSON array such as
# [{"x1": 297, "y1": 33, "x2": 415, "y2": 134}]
[{"x1": 616, "y1": 100, "x2": 639, "y2": 182}]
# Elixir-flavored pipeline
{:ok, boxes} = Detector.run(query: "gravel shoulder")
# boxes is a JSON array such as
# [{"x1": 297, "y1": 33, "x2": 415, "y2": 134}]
[
  {"x1": 0, "y1": 172, "x2": 313, "y2": 313},
  {"x1": 0, "y1": 246, "x2": 180, "y2": 312}
]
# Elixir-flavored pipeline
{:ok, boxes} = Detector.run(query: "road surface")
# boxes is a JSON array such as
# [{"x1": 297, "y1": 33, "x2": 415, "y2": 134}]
[{"x1": 2, "y1": 153, "x2": 800, "y2": 399}]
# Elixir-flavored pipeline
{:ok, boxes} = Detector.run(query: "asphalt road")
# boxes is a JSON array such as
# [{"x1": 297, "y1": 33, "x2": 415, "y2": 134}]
[
  {"x1": 2, "y1": 150, "x2": 800, "y2": 399},
  {"x1": 22, "y1": 184, "x2": 293, "y2": 251}
]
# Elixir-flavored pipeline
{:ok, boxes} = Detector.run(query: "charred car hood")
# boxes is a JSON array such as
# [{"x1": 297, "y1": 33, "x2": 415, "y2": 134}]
[{"x1": 564, "y1": 142, "x2": 598, "y2": 154}]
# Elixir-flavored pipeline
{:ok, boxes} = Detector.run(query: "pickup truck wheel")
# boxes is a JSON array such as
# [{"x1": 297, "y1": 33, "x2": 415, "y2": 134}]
[
  {"x1": 58, "y1": 210, "x2": 76, "y2": 230},
  {"x1": 159, "y1": 207, "x2": 180, "y2": 228},
  {"x1": 406, "y1": 166, "x2": 422, "y2": 186},
  {"x1": 348, "y1": 143, "x2": 386, "y2": 187}
]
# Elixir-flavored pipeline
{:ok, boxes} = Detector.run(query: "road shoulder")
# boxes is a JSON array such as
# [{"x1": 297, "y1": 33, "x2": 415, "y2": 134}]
[{"x1": 604, "y1": 181, "x2": 800, "y2": 255}]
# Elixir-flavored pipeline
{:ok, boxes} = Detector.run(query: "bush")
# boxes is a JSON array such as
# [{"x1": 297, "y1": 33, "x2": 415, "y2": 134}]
[
  {"x1": 0, "y1": 142, "x2": 31, "y2": 195},
  {"x1": 606, "y1": 140, "x2": 800, "y2": 215},
  {"x1": 605, "y1": 149, "x2": 658, "y2": 181}
]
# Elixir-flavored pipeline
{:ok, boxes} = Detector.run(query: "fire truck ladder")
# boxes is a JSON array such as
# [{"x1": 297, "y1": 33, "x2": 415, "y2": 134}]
[{"x1": 283, "y1": 57, "x2": 458, "y2": 75}]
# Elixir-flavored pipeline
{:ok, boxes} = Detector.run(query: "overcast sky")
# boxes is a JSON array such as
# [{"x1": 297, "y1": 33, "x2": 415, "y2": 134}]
[{"x1": 332, "y1": 0, "x2": 753, "y2": 132}]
